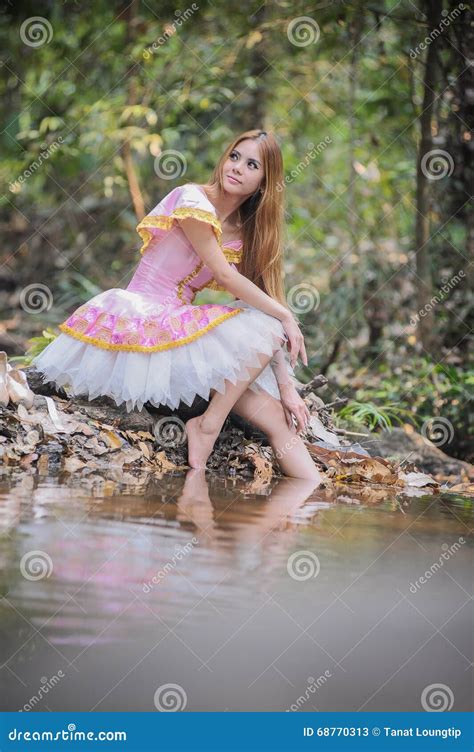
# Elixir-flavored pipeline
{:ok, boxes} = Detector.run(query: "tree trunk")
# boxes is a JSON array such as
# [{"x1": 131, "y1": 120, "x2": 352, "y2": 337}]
[
  {"x1": 120, "y1": 0, "x2": 145, "y2": 221},
  {"x1": 414, "y1": 0, "x2": 443, "y2": 353},
  {"x1": 242, "y1": 4, "x2": 268, "y2": 130}
]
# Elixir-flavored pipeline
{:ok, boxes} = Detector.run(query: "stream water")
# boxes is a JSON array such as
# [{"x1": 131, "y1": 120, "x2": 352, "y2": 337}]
[{"x1": 0, "y1": 470, "x2": 472, "y2": 712}]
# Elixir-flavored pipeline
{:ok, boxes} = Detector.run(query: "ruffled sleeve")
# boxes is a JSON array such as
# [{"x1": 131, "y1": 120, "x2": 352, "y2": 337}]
[{"x1": 136, "y1": 183, "x2": 222, "y2": 255}]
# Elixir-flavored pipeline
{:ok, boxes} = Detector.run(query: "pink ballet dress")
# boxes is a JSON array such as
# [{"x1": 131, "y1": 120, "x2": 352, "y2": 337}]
[{"x1": 32, "y1": 183, "x2": 295, "y2": 412}]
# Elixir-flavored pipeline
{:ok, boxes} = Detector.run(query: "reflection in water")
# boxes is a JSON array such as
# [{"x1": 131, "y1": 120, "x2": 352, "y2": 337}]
[{"x1": 0, "y1": 469, "x2": 472, "y2": 712}]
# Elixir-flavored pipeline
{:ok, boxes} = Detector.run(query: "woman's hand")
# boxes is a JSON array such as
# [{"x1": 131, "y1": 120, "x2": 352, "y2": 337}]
[
  {"x1": 281, "y1": 314, "x2": 307, "y2": 369},
  {"x1": 279, "y1": 382, "x2": 311, "y2": 434}
]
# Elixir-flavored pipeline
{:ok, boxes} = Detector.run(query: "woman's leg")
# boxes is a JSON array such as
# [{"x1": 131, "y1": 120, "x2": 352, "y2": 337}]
[
  {"x1": 230, "y1": 387, "x2": 323, "y2": 481},
  {"x1": 186, "y1": 345, "x2": 282, "y2": 469}
]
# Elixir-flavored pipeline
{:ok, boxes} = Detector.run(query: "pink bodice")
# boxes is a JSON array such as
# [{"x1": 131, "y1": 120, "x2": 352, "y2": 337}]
[
  {"x1": 57, "y1": 183, "x2": 246, "y2": 352},
  {"x1": 126, "y1": 183, "x2": 242, "y2": 306}
]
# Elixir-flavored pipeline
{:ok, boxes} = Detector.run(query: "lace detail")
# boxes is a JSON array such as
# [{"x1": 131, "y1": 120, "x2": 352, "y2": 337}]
[
  {"x1": 136, "y1": 197, "x2": 243, "y2": 303},
  {"x1": 177, "y1": 261, "x2": 204, "y2": 304},
  {"x1": 199, "y1": 279, "x2": 227, "y2": 293},
  {"x1": 58, "y1": 307, "x2": 244, "y2": 352},
  {"x1": 190, "y1": 278, "x2": 224, "y2": 297},
  {"x1": 137, "y1": 208, "x2": 222, "y2": 254},
  {"x1": 177, "y1": 247, "x2": 242, "y2": 303},
  {"x1": 221, "y1": 247, "x2": 241, "y2": 263}
]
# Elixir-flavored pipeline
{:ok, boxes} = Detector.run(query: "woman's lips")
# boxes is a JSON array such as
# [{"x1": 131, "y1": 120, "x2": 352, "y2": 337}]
[{"x1": 227, "y1": 175, "x2": 241, "y2": 184}]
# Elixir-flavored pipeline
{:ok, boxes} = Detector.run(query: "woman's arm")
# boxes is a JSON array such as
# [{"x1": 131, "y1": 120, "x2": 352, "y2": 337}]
[
  {"x1": 270, "y1": 346, "x2": 295, "y2": 388},
  {"x1": 178, "y1": 217, "x2": 289, "y2": 321},
  {"x1": 177, "y1": 217, "x2": 307, "y2": 367},
  {"x1": 271, "y1": 347, "x2": 311, "y2": 433}
]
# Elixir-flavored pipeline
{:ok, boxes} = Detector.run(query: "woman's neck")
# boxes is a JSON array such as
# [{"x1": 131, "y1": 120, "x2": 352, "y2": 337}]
[{"x1": 199, "y1": 184, "x2": 243, "y2": 226}]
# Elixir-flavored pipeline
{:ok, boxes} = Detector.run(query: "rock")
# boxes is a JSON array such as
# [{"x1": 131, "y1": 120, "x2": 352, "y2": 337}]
[
  {"x1": 67, "y1": 399, "x2": 155, "y2": 433},
  {"x1": 357, "y1": 427, "x2": 473, "y2": 479},
  {"x1": 24, "y1": 366, "x2": 68, "y2": 399}
]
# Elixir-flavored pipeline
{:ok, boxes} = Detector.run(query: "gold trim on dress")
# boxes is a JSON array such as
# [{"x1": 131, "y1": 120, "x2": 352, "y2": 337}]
[
  {"x1": 176, "y1": 261, "x2": 204, "y2": 304},
  {"x1": 136, "y1": 205, "x2": 243, "y2": 303},
  {"x1": 58, "y1": 307, "x2": 244, "y2": 353},
  {"x1": 178, "y1": 245, "x2": 243, "y2": 303},
  {"x1": 222, "y1": 248, "x2": 242, "y2": 263},
  {"x1": 197, "y1": 279, "x2": 227, "y2": 293},
  {"x1": 137, "y1": 209, "x2": 222, "y2": 255}
]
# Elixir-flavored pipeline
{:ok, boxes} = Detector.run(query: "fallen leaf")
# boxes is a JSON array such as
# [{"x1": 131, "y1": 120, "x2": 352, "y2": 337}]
[
  {"x1": 71, "y1": 422, "x2": 95, "y2": 437},
  {"x1": 25, "y1": 430, "x2": 40, "y2": 446},
  {"x1": 64, "y1": 456, "x2": 88, "y2": 472},
  {"x1": 153, "y1": 451, "x2": 180, "y2": 471},
  {"x1": 83, "y1": 437, "x2": 109, "y2": 455},
  {"x1": 121, "y1": 447, "x2": 144, "y2": 465},
  {"x1": 138, "y1": 441, "x2": 152, "y2": 459},
  {"x1": 99, "y1": 429, "x2": 123, "y2": 450},
  {"x1": 307, "y1": 415, "x2": 341, "y2": 446},
  {"x1": 399, "y1": 471, "x2": 440, "y2": 488}
]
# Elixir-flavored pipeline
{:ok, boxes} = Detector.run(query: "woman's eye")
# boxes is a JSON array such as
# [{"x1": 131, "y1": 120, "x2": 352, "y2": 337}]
[{"x1": 230, "y1": 153, "x2": 258, "y2": 169}]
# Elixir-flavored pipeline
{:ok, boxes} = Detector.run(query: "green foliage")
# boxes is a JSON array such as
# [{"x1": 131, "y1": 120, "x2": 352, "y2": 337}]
[
  {"x1": 55, "y1": 272, "x2": 103, "y2": 312},
  {"x1": 0, "y1": 1, "x2": 469, "y2": 460},
  {"x1": 11, "y1": 328, "x2": 59, "y2": 367},
  {"x1": 332, "y1": 357, "x2": 473, "y2": 460},
  {"x1": 337, "y1": 401, "x2": 415, "y2": 431}
]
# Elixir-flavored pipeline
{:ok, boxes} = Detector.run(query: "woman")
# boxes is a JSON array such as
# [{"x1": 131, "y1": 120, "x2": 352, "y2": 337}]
[{"x1": 33, "y1": 129, "x2": 322, "y2": 482}]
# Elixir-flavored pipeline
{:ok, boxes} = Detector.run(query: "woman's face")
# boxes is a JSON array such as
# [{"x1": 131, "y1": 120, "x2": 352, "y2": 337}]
[{"x1": 222, "y1": 139, "x2": 264, "y2": 198}]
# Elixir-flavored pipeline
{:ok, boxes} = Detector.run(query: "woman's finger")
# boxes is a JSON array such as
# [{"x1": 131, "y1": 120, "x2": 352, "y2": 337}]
[
  {"x1": 301, "y1": 410, "x2": 310, "y2": 433},
  {"x1": 283, "y1": 406, "x2": 293, "y2": 430},
  {"x1": 300, "y1": 338, "x2": 308, "y2": 366},
  {"x1": 290, "y1": 338, "x2": 298, "y2": 368}
]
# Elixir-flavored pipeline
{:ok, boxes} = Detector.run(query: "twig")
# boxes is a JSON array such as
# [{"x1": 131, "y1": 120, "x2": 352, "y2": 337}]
[
  {"x1": 323, "y1": 397, "x2": 348, "y2": 409},
  {"x1": 333, "y1": 428, "x2": 371, "y2": 437}
]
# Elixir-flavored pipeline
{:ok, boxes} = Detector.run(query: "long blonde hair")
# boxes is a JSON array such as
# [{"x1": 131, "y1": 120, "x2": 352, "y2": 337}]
[{"x1": 202, "y1": 129, "x2": 289, "y2": 308}]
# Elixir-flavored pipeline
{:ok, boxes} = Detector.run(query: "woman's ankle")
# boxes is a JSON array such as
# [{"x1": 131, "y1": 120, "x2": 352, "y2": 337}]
[{"x1": 197, "y1": 412, "x2": 223, "y2": 435}]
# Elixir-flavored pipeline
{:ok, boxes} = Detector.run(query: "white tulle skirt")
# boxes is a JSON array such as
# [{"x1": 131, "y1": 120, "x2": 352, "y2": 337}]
[{"x1": 32, "y1": 300, "x2": 290, "y2": 412}]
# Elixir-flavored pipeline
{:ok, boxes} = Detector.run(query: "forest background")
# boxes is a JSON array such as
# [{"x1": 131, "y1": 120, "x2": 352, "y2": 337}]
[{"x1": 0, "y1": 0, "x2": 471, "y2": 461}]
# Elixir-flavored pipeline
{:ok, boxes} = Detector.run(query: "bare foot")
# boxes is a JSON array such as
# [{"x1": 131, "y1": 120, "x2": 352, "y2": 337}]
[
  {"x1": 177, "y1": 468, "x2": 216, "y2": 539},
  {"x1": 185, "y1": 415, "x2": 221, "y2": 469},
  {"x1": 180, "y1": 467, "x2": 210, "y2": 502}
]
